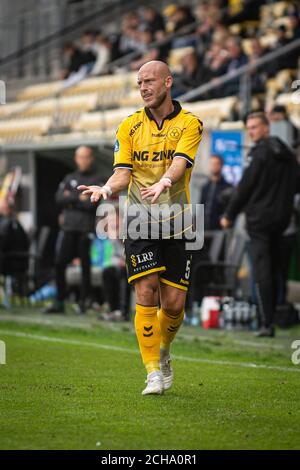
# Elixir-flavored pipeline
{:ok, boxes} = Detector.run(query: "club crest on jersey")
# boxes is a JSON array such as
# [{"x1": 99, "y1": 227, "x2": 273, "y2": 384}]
[{"x1": 168, "y1": 127, "x2": 182, "y2": 141}]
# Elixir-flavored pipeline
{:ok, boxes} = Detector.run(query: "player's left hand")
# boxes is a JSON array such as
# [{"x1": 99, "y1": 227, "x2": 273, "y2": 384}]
[{"x1": 140, "y1": 179, "x2": 172, "y2": 203}]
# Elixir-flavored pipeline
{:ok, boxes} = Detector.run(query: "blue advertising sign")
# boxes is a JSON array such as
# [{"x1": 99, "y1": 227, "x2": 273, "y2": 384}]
[{"x1": 211, "y1": 130, "x2": 244, "y2": 185}]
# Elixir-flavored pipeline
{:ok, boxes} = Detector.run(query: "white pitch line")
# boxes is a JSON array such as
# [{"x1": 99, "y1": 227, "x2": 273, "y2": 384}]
[
  {"x1": 0, "y1": 314, "x2": 286, "y2": 350},
  {"x1": 0, "y1": 329, "x2": 299, "y2": 374}
]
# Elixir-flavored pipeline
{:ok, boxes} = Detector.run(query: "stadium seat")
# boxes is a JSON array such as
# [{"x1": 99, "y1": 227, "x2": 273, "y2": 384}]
[
  {"x1": 119, "y1": 89, "x2": 143, "y2": 107},
  {"x1": 0, "y1": 101, "x2": 31, "y2": 119},
  {"x1": 71, "y1": 107, "x2": 136, "y2": 133},
  {"x1": 17, "y1": 81, "x2": 63, "y2": 101},
  {"x1": 183, "y1": 97, "x2": 238, "y2": 127},
  {"x1": 0, "y1": 117, "x2": 52, "y2": 143},
  {"x1": 62, "y1": 72, "x2": 137, "y2": 96},
  {"x1": 169, "y1": 47, "x2": 195, "y2": 73},
  {"x1": 15, "y1": 99, "x2": 57, "y2": 118},
  {"x1": 266, "y1": 69, "x2": 298, "y2": 106}
]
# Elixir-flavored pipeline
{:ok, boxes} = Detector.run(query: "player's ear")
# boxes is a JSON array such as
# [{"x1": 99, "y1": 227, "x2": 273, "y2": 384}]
[{"x1": 165, "y1": 75, "x2": 173, "y2": 89}]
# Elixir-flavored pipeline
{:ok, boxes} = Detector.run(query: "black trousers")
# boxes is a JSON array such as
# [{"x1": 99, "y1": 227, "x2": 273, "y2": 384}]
[
  {"x1": 277, "y1": 234, "x2": 297, "y2": 305},
  {"x1": 55, "y1": 230, "x2": 92, "y2": 304},
  {"x1": 248, "y1": 230, "x2": 283, "y2": 328},
  {"x1": 102, "y1": 266, "x2": 131, "y2": 317}
]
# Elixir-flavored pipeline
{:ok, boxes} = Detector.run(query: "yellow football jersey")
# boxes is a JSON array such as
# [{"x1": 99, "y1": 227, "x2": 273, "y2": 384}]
[
  {"x1": 114, "y1": 101, "x2": 203, "y2": 238},
  {"x1": 113, "y1": 100, "x2": 203, "y2": 207}
]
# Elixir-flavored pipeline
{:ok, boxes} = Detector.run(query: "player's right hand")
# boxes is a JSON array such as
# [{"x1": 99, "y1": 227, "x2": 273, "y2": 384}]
[{"x1": 77, "y1": 185, "x2": 107, "y2": 202}]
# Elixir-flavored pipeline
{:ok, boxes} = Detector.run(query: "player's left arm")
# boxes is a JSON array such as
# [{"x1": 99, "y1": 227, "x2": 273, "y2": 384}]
[{"x1": 141, "y1": 117, "x2": 203, "y2": 203}]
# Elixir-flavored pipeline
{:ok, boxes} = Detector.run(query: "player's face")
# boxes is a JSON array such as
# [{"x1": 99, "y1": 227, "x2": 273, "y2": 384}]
[
  {"x1": 137, "y1": 71, "x2": 170, "y2": 109},
  {"x1": 246, "y1": 118, "x2": 269, "y2": 143}
]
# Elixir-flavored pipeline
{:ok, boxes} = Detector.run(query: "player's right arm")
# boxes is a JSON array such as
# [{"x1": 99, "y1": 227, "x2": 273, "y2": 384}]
[
  {"x1": 78, "y1": 118, "x2": 132, "y2": 203},
  {"x1": 78, "y1": 168, "x2": 131, "y2": 202}
]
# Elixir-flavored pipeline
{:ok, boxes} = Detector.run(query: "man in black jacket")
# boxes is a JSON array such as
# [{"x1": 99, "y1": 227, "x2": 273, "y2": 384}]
[
  {"x1": 221, "y1": 112, "x2": 300, "y2": 337},
  {"x1": 44, "y1": 146, "x2": 100, "y2": 314}
]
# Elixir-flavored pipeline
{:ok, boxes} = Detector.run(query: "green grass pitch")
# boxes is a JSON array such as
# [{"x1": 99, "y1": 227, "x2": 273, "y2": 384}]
[{"x1": 0, "y1": 309, "x2": 299, "y2": 450}]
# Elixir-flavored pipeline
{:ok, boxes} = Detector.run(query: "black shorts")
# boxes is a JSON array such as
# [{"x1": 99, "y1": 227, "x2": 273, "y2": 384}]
[{"x1": 124, "y1": 238, "x2": 192, "y2": 291}]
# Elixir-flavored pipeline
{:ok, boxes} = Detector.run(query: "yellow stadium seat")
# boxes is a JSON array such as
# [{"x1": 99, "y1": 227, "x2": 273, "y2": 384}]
[
  {"x1": 169, "y1": 47, "x2": 195, "y2": 73},
  {"x1": 17, "y1": 81, "x2": 63, "y2": 101},
  {"x1": 119, "y1": 89, "x2": 143, "y2": 107},
  {"x1": 0, "y1": 117, "x2": 52, "y2": 143},
  {"x1": 71, "y1": 107, "x2": 136, "y2": 133},
  {"x1": 183, "y1": 97, "x2": 238, "y2": 126}
]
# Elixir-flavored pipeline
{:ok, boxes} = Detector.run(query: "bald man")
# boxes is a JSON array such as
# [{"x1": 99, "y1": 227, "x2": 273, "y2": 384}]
[
  {"x1": 78, "y1": 61, "x2": 203, "y2": 394},
  {"x1": 44, "y1": 146, "x2": 101, "y2": 315}
]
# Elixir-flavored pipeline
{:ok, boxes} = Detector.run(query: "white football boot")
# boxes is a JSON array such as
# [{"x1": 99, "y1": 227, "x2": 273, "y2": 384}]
[
  {"x1": 160, "y1": 353, "x2": 173, "y2": 390},
  {"x1": 142, "y1": 371, "x2": 164, "y2": 396}
]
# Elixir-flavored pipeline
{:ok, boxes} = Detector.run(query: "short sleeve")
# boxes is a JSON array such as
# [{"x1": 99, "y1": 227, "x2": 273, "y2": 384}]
[
  {"x1": 173, "y1": 117, "x2": 203, "y2": 168},
  {"x1": 113, "y1": 118, "x2": 133, "y2": 171}
]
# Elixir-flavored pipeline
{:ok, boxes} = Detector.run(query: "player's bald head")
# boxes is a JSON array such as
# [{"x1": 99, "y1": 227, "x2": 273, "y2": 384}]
[
  {"x1": 138, "y1": 60, "x2": 172, "y2": 79},
  {"x1": 137, "y1": 61, "x2": 173, "y2": 109}
]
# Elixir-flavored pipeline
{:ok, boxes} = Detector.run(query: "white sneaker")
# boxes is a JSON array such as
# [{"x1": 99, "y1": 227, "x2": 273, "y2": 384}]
[
  {"x1": 160, "y1": 354, "x2": 173, "y2": 390},
  {"x1": 142, "y1": 371, "x2": 164, "y2": 396}
]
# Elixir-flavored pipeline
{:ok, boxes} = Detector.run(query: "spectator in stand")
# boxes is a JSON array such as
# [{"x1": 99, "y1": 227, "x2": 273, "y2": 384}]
[
  {"x1": 172, "y1": 50, "x2": 203, "y2": 97},
  {"x1": 129, "y1": 29, "x2": 161, "y2": 71},
  {"x1": 288, "y1": 12, "x2": 300, "y2": 69},
  {"x1": 268, "y1": 25, "x2": 294, "y2": 75},
  {"x1": 80, "y1": 30, "x2": 97, "y2": 70},
  {"x1": 176, "y1": 6, "x2": 195, "y2": 31},
  {"x1": 274, "y1": 24, "x2": 290, "y2": 48},
  {"x1": 248, "y1": 37, "x2": 269, "y2": 93},
  {"x1": 223, "y1": 36, "x2": 248, "y2": 96},
  {"x1": 223, "y1": 0, "x2": 262, "y2": 26},
  {"x1": 289, "y1": 12, "x2": 300, "y2": 40},
  {"x1": 196, "y1": 16, "x2": 217, "y2": 46},
  {"x1": 125, "y1": 11, "x2": 141, "y2": 30},
  {"x1": 202, "y1": 42, "x2": 229, "y2": 86},
  {"x1": 163, "y1": 4, "x2": 180, "y2": 33},
  {"x1": 80, "y1": 30, "x2": 96, "y2": 53},
  {"x1": 193, "y1": 42, "x2": 228, "y2": 98},
  {"x1": 61, "y1": 43, "x2": 86, "y2": 79},
  {"x1": 169, "y1": 5, "x2": 195, "y2": 35},
  {"x1": 196, "y1": 22, "x2": 230, "y2": 68},
  {"x1": 195, "y1": 2, "x2": 223, "y2": 48},
  {"x1": 211, "y1": 23, "x2": 230, "y2": 46},
  {"x1": 110, "y1": 12, "x2": 143, "y2": 61},
  {"x1": 142, "y1": 6, "x2": 165, "y2": 35},
  {"x1": 200, "y1": 155, "x2": 232, "y2": 231},
  {"x1": 91, "y1": 32, "x2": 111, "y2": 76},
  {"x1": 154, "y1": 29, "x2": 171, "y2": 63}
]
